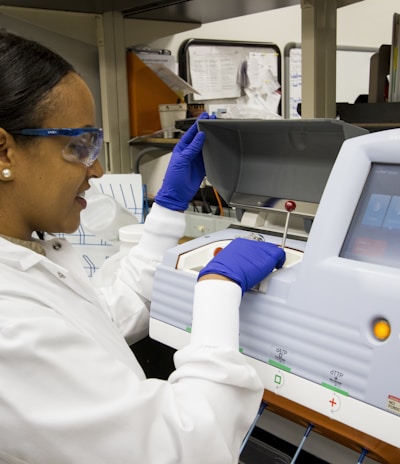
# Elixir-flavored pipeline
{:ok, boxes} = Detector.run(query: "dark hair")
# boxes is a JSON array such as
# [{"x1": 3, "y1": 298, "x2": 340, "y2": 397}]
[{"x1": 0, "y1": 32, "x2": 75, "y2": 135}]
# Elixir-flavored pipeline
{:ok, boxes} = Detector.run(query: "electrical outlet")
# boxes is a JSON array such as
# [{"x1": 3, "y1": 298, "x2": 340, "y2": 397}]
[
  {"x1": 184, "y1": 212, "x2": 237, "y2": 238},
  {"x1": 187, "y1": 214, "x2": 216, "y2": 237}
]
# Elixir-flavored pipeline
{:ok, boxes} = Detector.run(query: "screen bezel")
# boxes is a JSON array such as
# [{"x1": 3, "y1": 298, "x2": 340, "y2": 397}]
[{"x1": 340, "y1": 162, "x2": 400, "y2": 269}]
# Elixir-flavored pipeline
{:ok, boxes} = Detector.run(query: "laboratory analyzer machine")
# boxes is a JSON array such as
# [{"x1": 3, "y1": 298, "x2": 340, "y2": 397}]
[{"x1": 149, "y1": 120, "x2": 400, "y2": 450}]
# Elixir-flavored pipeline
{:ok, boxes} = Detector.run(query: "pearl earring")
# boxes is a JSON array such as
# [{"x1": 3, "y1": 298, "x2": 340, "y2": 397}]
[{"x1": 1, "y1": 168, "x2": 12, "y2": 179}]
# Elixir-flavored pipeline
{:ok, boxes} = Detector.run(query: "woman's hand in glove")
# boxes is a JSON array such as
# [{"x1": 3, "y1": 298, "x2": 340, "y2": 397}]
[
  {"x1": 154, "y1": 112, "x2": 214, "y2": 211},
  {"x1": 197, "y1": 238, "x2": 286, "y2": 294}
]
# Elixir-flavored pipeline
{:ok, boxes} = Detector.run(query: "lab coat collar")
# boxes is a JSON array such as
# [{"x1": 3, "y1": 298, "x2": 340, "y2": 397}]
[
  {"x1": 0, "y1": 236, "x2": 99, "y2": 304},
  {"x1": 0, "y1": 236, "x2": 48, "y2": 270}
]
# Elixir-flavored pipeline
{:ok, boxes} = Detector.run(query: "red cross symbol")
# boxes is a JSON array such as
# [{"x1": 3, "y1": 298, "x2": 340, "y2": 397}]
[{"x1": 329, "y1": 397, "x2": 337, "y2": 408}]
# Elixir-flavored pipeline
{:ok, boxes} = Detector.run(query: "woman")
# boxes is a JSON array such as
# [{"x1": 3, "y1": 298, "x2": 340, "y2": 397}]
[{"x1": 0, "y1": 31, "x2": 285, "y2": 463}]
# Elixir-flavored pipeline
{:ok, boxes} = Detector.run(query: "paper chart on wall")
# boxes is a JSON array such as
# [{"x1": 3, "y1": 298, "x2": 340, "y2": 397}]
[
  {"x1": 188, "y1": 45, "x2": 243, "y2": 100},
  {"x1": 285, "y1": 44, "x2": 378, "y2": 119}
]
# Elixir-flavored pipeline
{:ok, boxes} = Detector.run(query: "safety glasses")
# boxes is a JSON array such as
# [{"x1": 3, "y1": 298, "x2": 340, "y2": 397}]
[{"x1": 10, "y1": 127, "x2": 104, "y2": 167}]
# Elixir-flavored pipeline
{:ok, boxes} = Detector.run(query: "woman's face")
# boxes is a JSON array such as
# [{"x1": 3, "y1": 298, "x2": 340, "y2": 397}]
[{"x1": 0, "y1": 72, "x2": 103, "y2": 240}]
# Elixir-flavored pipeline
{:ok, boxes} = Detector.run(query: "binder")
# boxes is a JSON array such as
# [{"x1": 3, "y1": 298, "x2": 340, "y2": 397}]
[
  {"x1": 126, "y1": 51, "x2": 179, "y2": 137},
  {"x1": 389, "y1": 12, "x2": 400, "y2": 102},
  {"x1": 368, "y1": 44, "x2": 391, "y2": 103}
]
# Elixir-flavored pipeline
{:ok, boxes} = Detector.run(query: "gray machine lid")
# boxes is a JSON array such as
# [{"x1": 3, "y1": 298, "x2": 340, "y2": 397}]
[{"x1": 197, "y1": 118, "x2": 368, "y2": 213}]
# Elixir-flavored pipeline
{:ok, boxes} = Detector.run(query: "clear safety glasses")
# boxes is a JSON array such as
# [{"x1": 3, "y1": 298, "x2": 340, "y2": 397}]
[{"x1": 10, "y1": 127, "x2": 104, "y2": 167}]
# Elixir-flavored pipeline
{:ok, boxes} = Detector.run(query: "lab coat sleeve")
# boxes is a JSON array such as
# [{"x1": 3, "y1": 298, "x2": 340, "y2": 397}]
[
  {"x1": 0, "y1": 279, "x2": 263, "y2": 464},
  {"x1": 93, "y1": 203, "x2": 186, "y2": 344},
  {"x1": 168, "y1": 279, "x2": 265, "y2": 461}
]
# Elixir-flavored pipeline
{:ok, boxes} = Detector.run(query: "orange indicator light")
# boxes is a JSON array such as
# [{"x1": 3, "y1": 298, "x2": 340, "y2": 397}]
[{"x1": 373, "y1": 319, "x2": 391, "y2": 341}]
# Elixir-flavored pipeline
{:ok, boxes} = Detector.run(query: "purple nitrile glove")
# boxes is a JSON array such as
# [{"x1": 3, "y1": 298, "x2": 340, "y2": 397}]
[
  {"x1": 198, "y1": 238, "x2": 286, "y2": 294},
  {"x1": 155, "y1": 112, "x2": 214, "y2": 211}
]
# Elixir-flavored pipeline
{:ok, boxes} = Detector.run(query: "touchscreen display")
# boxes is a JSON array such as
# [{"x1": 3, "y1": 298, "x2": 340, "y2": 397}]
[{"x1": 340, "y1": 163, "x2": 400, "y2": 268}]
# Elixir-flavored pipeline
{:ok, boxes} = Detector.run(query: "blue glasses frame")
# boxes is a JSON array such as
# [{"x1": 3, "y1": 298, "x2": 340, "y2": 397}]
[{"x1": 10, "y1": 127, "x2": 104, "y2": 167}]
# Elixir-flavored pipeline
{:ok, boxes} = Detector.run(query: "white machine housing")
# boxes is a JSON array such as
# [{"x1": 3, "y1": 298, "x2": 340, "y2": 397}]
[{"x1": 150, "y1": 120, "x2": 400, "y2": 447}]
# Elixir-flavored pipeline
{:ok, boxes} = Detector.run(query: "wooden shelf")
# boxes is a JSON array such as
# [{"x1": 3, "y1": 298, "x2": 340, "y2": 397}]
[
  {"x1": 263, "y1": 389, "x2": 400, "y2": 463},
  {"x1": 130, "y1": 137, "x2": 179, "y2": 148}
]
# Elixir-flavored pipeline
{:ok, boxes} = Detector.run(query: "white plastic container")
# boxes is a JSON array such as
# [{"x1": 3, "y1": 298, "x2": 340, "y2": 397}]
[
  {"x1": 118, "y1": 223, "x2": 145, "y2": 251},
  {"x1": 89, "y1": 221, "x2": 145, "y2": 286},
  {"x1": 80, "y1": 193, "x2": 138, "y2": 242}
]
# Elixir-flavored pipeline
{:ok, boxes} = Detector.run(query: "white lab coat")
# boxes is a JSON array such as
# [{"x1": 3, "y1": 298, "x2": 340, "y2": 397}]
[{"x1": 0, "y1": 203, "x2": 264, "y2": 464}]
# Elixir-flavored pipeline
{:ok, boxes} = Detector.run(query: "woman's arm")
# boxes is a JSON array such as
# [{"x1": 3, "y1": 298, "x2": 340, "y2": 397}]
[{"x1": 93, "y1": 114, "x2": 211, "y2": 343}]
